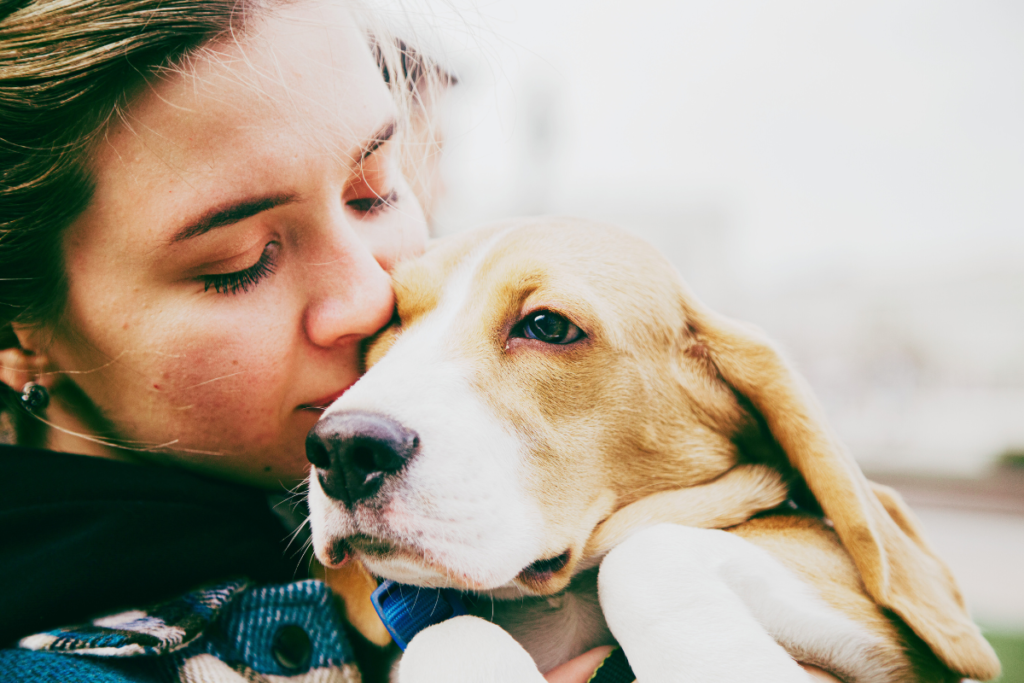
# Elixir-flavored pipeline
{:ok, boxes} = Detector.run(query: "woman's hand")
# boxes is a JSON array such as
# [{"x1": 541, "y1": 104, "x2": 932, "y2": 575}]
[
  {"x1": 543, "y1": 647, "x2": 842, "y2": 682},
  {"x1": 544, "y1": 646, "x2": 615, "y2": 682}
]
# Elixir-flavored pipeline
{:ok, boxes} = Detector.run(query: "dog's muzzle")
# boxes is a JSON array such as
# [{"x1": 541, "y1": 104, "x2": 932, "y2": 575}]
[{"x1": 306, "y1": 410, "x2": 419, "y2": 506}]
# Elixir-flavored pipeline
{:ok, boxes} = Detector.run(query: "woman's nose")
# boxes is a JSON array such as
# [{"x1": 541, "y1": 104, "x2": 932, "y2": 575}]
[{"x1": 304, "y1": 229, "x2": 395, "y2": 349}]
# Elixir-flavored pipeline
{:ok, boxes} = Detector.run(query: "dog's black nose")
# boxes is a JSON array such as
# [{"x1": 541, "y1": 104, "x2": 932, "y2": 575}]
[{"x1": 306, "y1": 411, "x2": 419, "y2": 505}]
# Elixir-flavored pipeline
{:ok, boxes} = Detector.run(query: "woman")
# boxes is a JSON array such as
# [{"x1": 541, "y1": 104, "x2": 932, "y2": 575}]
[{"x1": 0, "y1": 0, "x2": 839, "y2": 680}]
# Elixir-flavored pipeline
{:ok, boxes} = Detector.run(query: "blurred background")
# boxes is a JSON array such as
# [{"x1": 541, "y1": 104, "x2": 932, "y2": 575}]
[{"x1": 376, "y1": 0, "x2": 1024, "y2": 677}]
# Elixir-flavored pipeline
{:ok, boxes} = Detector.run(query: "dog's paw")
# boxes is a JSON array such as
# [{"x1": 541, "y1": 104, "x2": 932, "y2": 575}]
[
  {"x1": 598, "y1": 525, "x2": 815, "y2": 683},
  {"x1": 399, "y1": 615, "x2": 546, "y2": 683}
]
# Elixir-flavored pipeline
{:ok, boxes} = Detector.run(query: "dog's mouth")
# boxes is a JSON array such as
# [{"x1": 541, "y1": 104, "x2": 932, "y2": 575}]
[
  {"x1": 344, "y1": 534, "x2": 397, "y2": 558},
  {"x1": 516, "y1": 550, "x2": 572, "y2": 591},
  {"x1": 320, "y1": 534, "x2": 396, "y2": 569},
  {"x1": 337, "y1": 534, "x2": 575, "y2": 595},
  {"x1": 342, "y1": 534, "x2": 476, "y2": 586},
  {"x1": 320, "y1": 537, "x2": 353, "y2": 568}
]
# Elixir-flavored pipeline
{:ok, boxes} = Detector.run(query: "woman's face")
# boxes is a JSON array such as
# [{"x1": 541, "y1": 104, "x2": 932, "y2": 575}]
[{"x1": 43, "y1": 2, "x2": 428, "y2": 488}]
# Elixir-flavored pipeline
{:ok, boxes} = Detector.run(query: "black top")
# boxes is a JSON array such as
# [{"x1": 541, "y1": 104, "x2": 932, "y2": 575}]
[{"x1": 0, "y1": 445, "x2": 304, "y2": 646}]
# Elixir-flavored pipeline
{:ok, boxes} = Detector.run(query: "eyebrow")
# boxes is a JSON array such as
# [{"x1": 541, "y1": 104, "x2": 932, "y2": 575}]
[
  {"x1": 171, "y1": 193, "x2": 298, "y2": 243},
  {"x1": 359, "y1": 120, "x2": 397, "y2": 162},
  {"x1": 169, "y1": 120, "x2": 398, "y2": 244}
]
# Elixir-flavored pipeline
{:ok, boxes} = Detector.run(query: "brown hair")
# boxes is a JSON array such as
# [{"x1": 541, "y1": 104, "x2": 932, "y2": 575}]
[{"x1": 0, "y1": 0, "x2": 451, "y2": 439}]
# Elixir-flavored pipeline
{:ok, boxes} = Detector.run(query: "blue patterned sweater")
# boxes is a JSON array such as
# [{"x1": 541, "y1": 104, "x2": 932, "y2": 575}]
[{"x1": 1, "y1": 579, "x2": 360, "y2": 682}]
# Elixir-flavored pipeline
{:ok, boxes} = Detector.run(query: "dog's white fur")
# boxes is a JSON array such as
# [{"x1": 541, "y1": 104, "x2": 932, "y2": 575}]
[
  {"x1": 308, "y1": 218, "x2": 1000, "y2": 683},
  {"x1": 399, "y1": 525, "x2": 897, "y2": 683},
  {"x1": 309, "y1": 229, "x2": 548, "y2": 591}
]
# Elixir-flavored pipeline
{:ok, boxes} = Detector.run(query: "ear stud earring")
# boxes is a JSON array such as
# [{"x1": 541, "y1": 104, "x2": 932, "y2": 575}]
[{"x1": 19, "y1": 381, "x2": 49, "y2": 414}]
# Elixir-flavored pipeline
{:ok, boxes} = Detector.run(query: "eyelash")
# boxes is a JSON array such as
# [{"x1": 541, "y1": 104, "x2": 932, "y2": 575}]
[
  {"x1": 201, "y1": 242, "x2": 279, "y2": 295},
  {"x1": 346, "y1": 189, "x2": 398, "y2": 215},
  {"x1": 197, "y1": 153, "x2": 394, "y2": 295}
]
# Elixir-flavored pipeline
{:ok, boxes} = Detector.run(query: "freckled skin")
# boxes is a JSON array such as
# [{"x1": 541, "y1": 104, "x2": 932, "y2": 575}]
[{"x1": 36, "y1": 2, "x2": 428, "y2": 488}]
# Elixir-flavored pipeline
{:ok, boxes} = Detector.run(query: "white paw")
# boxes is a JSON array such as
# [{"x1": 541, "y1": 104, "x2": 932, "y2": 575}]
[
  {"x1": 399, "y1": 615, "x2": 547, "y2": 683},
  {"x1": 599, "y1": 524, "x2": 813, "y2": 683}
]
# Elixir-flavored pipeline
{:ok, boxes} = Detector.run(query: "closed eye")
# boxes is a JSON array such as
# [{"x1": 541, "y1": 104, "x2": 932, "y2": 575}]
[
  {"x1": 347, "y1": 189, "x2": 398, "y2": 215},
  {"x1": 200, "y1": 241, "x2": 279, "y2": 295}
]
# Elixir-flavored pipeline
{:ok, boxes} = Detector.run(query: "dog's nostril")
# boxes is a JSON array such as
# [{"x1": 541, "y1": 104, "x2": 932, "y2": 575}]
[
  {"x1": 307, "y1": 411, "x2": 420, "y2": 505},
  {"x1": 305, "y1": 436, "x2": 331, "y2": 469},
  {"x1": 352, "y1": 442, "x2": 377, "y2": 474}
]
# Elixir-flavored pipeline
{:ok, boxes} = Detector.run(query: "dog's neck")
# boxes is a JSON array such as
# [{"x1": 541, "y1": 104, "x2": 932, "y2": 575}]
[{"x1": 465, "y1": 567, "x2": 614, "y2": 674}]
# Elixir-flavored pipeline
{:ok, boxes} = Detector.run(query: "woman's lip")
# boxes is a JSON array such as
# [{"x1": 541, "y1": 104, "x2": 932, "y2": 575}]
[{"x1": 300, "y1": 384, "x2": 354, "y2": 411}]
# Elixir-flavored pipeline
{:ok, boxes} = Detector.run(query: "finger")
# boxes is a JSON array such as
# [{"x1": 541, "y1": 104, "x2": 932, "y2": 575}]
[{"x1": 544, "y1": 646, "x2": 615, "y2": 683}]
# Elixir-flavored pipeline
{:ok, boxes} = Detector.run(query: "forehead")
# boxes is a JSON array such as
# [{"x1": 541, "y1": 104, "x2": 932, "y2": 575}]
[
  {"x1": 78, "y1": 1, "x2": 392, "y2": 246},
  {"x1": 101, "y1": 4, "x2": 385, "y2": 164},
  {"x1": 393, "y1": 220, "x2": 689, "y2": 348}
]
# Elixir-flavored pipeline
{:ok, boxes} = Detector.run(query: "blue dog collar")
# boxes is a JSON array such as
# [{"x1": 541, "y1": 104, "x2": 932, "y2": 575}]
[
  {"x1": 370, "y1": 580, "x2": 636, "y2": 682},
  {"x1": 370, "y1": 580, "x2": 468, "y2": 651}
]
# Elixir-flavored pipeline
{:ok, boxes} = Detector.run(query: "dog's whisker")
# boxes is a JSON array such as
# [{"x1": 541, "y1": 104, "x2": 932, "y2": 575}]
[{"x1": 282, "y1": 518, "x2": 312, "y2": 556}]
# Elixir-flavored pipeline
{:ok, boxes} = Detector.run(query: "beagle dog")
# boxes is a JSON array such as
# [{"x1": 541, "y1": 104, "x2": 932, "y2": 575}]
[{"x1": 306, "y1": 218, "x2": 1000, "y2": 683}]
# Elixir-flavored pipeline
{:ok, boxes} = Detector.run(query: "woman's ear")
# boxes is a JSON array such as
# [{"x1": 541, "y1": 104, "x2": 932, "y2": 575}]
[
  {"x1": 678, "y1": 291, "x2": 1001, "y2": 682},
  {"x1": 1, "y1": 324, "x2": 56, "y2": 446},
  {"x1": 0, "y1": 324, "x2": 54, "y2": 395}
]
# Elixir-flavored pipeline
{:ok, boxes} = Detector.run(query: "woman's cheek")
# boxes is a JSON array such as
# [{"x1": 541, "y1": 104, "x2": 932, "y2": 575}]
[
  {"x1": 152, "y1": 334, "x2": 292, "y2": 448},
  {"x1": 91, "y1": 303, "x2": 295, "y2": 457}
]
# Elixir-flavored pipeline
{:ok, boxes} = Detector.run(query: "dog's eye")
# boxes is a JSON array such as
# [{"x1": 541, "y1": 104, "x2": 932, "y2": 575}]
[{"x1": 517, "y1": 310, "x2": 585, "y2": 345}]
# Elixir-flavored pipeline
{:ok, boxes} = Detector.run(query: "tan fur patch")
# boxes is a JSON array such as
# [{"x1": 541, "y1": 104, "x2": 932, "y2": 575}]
[{"x1": 343, "y1": 217, "x2": 998, "y2": 680}]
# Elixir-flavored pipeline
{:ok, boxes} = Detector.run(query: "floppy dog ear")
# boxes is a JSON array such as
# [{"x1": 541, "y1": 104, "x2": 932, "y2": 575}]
[{"x1": 681, "y1": 297, "x2": 1001, "y2": 681}]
